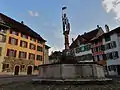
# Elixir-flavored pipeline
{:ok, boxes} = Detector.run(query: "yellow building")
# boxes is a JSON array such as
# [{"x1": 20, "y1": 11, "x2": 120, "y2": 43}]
[{"x1": 0, "y1": 13, "x2": 48, "y2": 75}]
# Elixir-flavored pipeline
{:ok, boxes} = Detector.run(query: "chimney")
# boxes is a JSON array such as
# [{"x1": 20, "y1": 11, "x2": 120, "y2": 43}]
[
  {"x1": 97, "y1": 25, "x2": 103, "y2": 31},
  {"x1": 105, "y1": 24, "x2": 109, "y2": 33},
  {"x1": 97, "y1": 25, "x2": 100, "y2": 29},
  {"x1": 72, "y1": 38, "x2": 74, "y2": 42},
  {"x1": 84, "y1": 32, "x2": 86, "y2": 34},
  {"x1": 21, "y1": 21, "x2": 24, "y2": 24}
]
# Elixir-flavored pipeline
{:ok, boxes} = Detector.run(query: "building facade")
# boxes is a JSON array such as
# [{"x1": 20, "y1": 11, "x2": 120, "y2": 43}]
[
  {"x1": 90, "y1": 26, "x2": 120, "y2": 76},
  {"x1": 103, "y1": 28, "x2": 120, "y2": 76},
  {"x1": 70, "y1": 26, "x2": 104, "y2": 63},
  {"x1": 0, "y1": 13, "x2": 47, "y2": 75}
]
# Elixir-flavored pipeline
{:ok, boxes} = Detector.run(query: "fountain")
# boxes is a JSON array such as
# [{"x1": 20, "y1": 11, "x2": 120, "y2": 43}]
[{"x1": 35, "y1": 7, "x2": 112, "y2": 84}]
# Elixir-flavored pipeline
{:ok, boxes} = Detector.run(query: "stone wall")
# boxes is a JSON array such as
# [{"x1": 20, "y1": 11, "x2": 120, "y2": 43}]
[
  {"x1": 38, "y1": 64, "x2": 105, "y2": 79},
  {"x1": 2, "y1": 57, "x2": 34, "y2": 75}
]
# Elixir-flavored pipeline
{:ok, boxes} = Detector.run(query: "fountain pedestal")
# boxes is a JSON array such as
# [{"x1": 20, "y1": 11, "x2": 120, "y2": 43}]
[{"x1": 38, "y1": 62, "x2": 105, "y2": 79}]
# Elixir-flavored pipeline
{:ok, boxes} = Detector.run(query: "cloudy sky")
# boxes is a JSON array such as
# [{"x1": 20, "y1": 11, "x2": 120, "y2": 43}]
[{"x1": 0, "y1": 0, "x2": 120, "y2": 54}]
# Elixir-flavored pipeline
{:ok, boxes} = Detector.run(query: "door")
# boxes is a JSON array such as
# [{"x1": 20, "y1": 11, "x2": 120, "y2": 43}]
[
  {"x1": 27, "y1": 66, "x2": 32, "y2": 75},
  {"x1": 14, "y1": 66, "x2": 19, "y2": 75}
]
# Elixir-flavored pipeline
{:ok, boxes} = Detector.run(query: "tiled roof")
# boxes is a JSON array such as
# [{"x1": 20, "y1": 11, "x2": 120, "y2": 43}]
[
  {"x1": 70, "y1": 28, "x2": 104, "y2": 48},
  {"x1": 0, "y1": 13, "x2": 46, "y2": 42},
  {"x1": 90, "y1": 26, "x2": 120, "y2": 42},
  {"x1": 45, "y1": 45, "x2": 50, "y2": 49}
]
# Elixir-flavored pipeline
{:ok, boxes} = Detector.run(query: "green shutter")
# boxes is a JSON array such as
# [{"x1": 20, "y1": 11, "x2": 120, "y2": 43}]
[{"x1": 113, "y1": 41, "x2": 117, "y2": 48}]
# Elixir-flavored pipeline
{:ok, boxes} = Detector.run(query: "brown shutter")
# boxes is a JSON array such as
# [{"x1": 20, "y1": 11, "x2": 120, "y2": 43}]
[
  {"x1": 16, "y1": 39, "x2": 18, "y2": 45},
  {"x1": 9, "y1": 37, "x2": 11, "y2": 44},
  {"x1": 20, "y1": 41, "x2": 22, "y2": 47},
  {"x1": 14, "y1": 50, "x2": 17, "y2": 57},
  {"x1": 19, "y1": 51, "x2": 21, "y2": 58},
  {"x1": 25, "y1": 52, "x2": 27, "y2": 59},
  {"x1": 6, "y1": 49, "x2": 10, "y2": 56},
  {"x1": 29, "y1": 53, "x2": 30, "y2": 59}
]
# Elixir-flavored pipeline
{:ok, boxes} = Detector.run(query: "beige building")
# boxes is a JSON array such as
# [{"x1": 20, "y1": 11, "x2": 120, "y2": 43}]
[{"x1": 0, "y1": 13, "x2": 49, "y2": 75}]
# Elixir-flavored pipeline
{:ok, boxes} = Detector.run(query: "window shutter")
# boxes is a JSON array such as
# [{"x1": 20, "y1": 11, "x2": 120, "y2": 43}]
[
  {"x1": 20, "y1": 41, "x2": 22, "y2": 47},
  {"x1": 6, "y1": 49, "x2": 10, "y2": 56},
  {"x1": 25, "y1": 52, "x2": 27, "y2": 58},
  {"x1": 9, "y1": 37, "x2": 11, "y2": 44},
  {"x1": 29, "y1": 43, "x2": 31, "y2": 49},
  {"x1": 14, "y1": 50, "x2": 17, "y2": 57},
  {"x1": 113, "y1": 41, "x2": 116, "y2": 48},
  {"x1": 19, "y1": 51, "x2": 21, "y2": 58},
  {"x1": 16, "y1": 39, "x2": 18, "y2": 45}
]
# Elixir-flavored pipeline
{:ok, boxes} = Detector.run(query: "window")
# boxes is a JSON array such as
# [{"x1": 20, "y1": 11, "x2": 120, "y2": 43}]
[
  {"x1": 109, "y1": 53, "x2": 113, "y2": 59},
  {"x1": 108, "y1": 66, "x2": 111, "y2": 71},
  {"x1": 10, "y1": 30, "x2": 18, "y2": 36},
  {"x1": 87, "y1": 54, "x2": 92, "y2": 60},
  {"x1": 34, "y1": 66, "x2": 38, "y2": 70},
  {"x1": 37, "y1": 40, "x2": 43, "y2": 44},
  {"x1": 2, "y1": 64, "x2": 9, "y2": 69},
  {"x1": 37, "y1": 46, "x2": 43, "y2": 52},
  {"x1": 84, "y1": 45, "x2": 91, "y2": 51},
  {"x1": 101, "y1": 45, "x2": 105, "y2": 51},
  {"x1": 108, "y1": 65, "x2": 117, "y2": 71},
  {"x1": 105, "y1": 35, "x2": 111, "y2": 42},
  {"x1": 97, "y1": 55, "x2": 100, "y2": 61},
  {"x1": 36, "y1": 55, "x2": 42, "y2": 61},
  {"x1": 113, "y1": 51, "x2": 119, "y2": 59},
  {"x1": 111, "y1": 41, "x2": 117, "y2": 48},
  {"x1": 9, "y1": 37, "x2": 18, "y2": 45},
  {"x1": 20, "y1": 40, "x2": 27, "y2": 48},
  {"x1": 21, "y1": 34, "x2": 28, "y2": 39},
  {"x1": 99, "y1": 55, "x2": 103, "y2": 60},
  {"x1": 30, "y1": 37, "x2": 36, "y2": 42},
  {"x1": 93, "y1": 48, "x2": 96, "y2": 52},
  {"x1": 0, "y1": 34, "x2": 6, "y2": 42},
  {"x1": 81, "y1": 46, "x2": 85, "y2": 52},
  {"x1": 96, "y1": 47, "x2": 99, "y2": 52},
  {"x1": 102, "y1": 54, "x2": 107, "y2": 60},
  {"x1": 94, "y1": 56, "x2": 98, "y2": 61},
  {"x1": 0, "y1": 47, "x2": 2, "y2": 56},
  {"x1": 19, "y1": 51, "x2": 27, "y2": 59},
  {"x1": 29, "y1": 43, "x2": 36, "y2": 50},
  {"x1": 75, "y1": 47, "x2": 80, "y2": 53},
  {"x1": 105, "y1": 43, "x2": 111, "y2": 50},
  {"x1": 106, "y1": 51, "x2": 119, "y2": 60},
  {"x1": 6, "y1": 49, "x2": 17, "y2": 57},
  {"x1": 29, "y1": 53, "x2": 35, "y2": 60}
]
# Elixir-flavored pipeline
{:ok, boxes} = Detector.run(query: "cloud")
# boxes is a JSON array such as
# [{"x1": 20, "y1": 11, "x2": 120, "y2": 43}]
[
  {"x1": 102, "y1": 0, "x2": 120, "y2": 21},
  {"x1": 28, "y1": 10, "x2": 39, "y2": 17},
  {"x1": 49, "y1": 47, "x2": 62, "y2": 55}
]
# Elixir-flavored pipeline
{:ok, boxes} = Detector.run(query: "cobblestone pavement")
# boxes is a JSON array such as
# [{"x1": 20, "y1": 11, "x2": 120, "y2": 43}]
[{"x1": 0, "y1": 81, "x2": 120, "y2": 90}]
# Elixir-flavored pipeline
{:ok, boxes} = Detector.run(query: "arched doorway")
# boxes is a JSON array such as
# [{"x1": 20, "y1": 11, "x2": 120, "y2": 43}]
[
  {"x1": 27, "y1": 66, "x2": 32, "y2": 75},
  {"x1": 14, "y1": 66, "x2": 19, "y2": 75}
]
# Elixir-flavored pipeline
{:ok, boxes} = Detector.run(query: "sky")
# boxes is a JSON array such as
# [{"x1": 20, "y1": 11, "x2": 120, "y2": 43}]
[{"x1": 0, "y1": 0, "x2": 120, "y2": 54}]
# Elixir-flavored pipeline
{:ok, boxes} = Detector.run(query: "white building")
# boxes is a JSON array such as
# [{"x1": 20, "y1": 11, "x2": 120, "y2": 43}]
[
  {"x1": 103, "y1": 27, "x2": 120, "y2": 76},
  {"x1": 70, "y1": 26, "x2": 104, "y2": 62}
]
